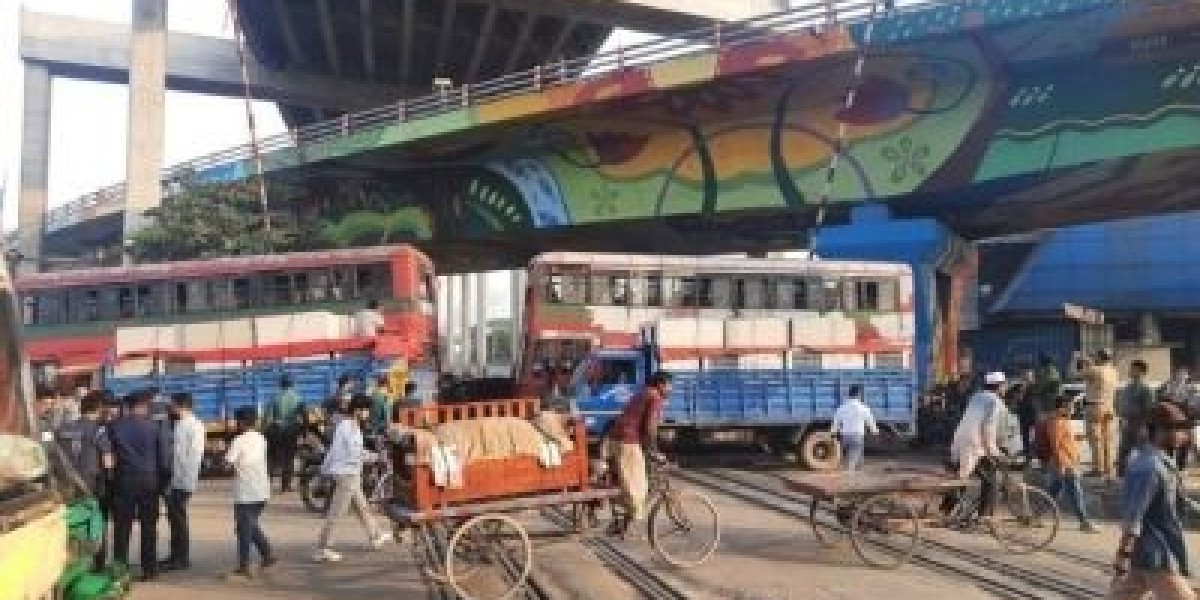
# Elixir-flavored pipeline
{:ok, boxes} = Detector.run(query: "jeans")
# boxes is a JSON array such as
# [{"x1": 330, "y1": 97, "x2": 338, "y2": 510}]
[
  {"x1": 1046, "y1": 469, "x2": 1093, "y2": 527},
  {"x1": 841, "y1": 433, "x2": 865, "y2": 472},
  {"x1": 317, "y1": 473, "x2": 380, "y2": 549},
  {"x1": 164, "y1": 488, "x2": 192, "y2": 564},
  {"x1": 112, "y1": 474, "x2": 160, "y2": 575},
  {"x1": 234, "y1": 502, "x2": 273, "y2": 568}
]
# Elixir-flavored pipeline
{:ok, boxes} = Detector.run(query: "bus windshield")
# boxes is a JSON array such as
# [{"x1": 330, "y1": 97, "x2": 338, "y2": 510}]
[{"x1": 0, "y1": 263, "x2": 46, "y2": 501}]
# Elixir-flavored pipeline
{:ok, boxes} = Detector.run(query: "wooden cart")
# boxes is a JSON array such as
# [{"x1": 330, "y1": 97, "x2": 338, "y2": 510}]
[
  {"x1": 784, "y1": 465, "x2": 1058, "y2": 569},
  {"x1": 384, "y1": 399, "x2": 719, "y2": 600}
]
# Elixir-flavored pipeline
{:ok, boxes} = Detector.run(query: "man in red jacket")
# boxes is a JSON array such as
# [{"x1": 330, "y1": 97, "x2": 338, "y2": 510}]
[{"x1": 607, "y1": 372, "x2": 672, "y2": 536}]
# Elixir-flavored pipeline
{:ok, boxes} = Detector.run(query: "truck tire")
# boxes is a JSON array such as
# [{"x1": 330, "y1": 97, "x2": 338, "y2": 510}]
[{"x1": 798, "y1": 430, "x2": 842, "y2": 471}]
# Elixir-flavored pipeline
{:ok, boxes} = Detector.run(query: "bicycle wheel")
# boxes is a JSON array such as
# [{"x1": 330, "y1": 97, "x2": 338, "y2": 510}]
[
  {"x1": 648, "y1": 489, "x2": 720, "y2": 568},
  {"x1": 849, "y1": 493, "x2": 921, "y2": 569},
  {"x1": 989, "y1": 483, "x2": 1059, "y2": 554},
  {"x1": 301, "y1": 475, "x2": 333, "y2": 515},
  {"x1": 445, "y1": 514, "x2": 532, "y2": 600},
  {"x1": 810, "y1": 497, "x2": 849, "y2": 546}
]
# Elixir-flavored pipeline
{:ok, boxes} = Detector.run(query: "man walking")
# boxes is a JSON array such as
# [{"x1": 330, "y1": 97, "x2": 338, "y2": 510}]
[
  {"x1": 1111, "y1": 401, "x2": 1197, "y2": 600},
  {"x1": 55, "y1": 390, "x2": 113, "y2": 569},
  {"x1": 225, "y1": 406, "x2": 276, "y2": 579},
  {"x1": 1160, "y1": 367, "x2": 1197, "y2": 469},
  {"x1": 161, "y1": 393, "x2": 204, "y2": 572},
  {"x1": 1081, "y1": 349, "x2": 1120, "y2": 481},
  {"x1": 831, "y1": 384, "x2": 878, "y2": 472},
  {"x1": 105, "y1": 391, "x2": 171, "y2": 581},
  {"x1": 1119, "y1": 360, "x2": 1157, "y2": 478},
  {"x1": 313, "y1": 395, "x2": 392, "y2": 563},
  {"x1": 264, "y1": 376, "x2": 302, "y2": 492},
  {"x1": 1045, "y1": 394, "x2": 1099, "y2": 533},
  {"x1": 607, "y1": 372, "x2": 671, "y2": 536}
]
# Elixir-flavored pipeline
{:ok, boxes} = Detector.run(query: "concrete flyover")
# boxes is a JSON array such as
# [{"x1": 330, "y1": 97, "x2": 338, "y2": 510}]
[{"x1": 33, "y1": 0, "x2": 1200, "y2": 272}]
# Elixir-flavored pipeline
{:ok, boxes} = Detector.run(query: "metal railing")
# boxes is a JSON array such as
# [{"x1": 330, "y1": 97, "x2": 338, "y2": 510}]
[{"x1": 40, "y1": 0, "x2": 1060, "y2": 233}]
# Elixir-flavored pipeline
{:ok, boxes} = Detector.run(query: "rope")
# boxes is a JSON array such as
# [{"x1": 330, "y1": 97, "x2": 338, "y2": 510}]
[
  {"x1": 806, "y1": 0, "x2": 888, "y2": 260},
  {"x1": 223, "y1": 1, "x2": 273, "y2": 246}
]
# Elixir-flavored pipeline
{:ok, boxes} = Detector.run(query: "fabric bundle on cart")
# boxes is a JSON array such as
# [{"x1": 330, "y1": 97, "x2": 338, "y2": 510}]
[{"x1": 398, "y1": 413, "x2": 576, "y2": 490}]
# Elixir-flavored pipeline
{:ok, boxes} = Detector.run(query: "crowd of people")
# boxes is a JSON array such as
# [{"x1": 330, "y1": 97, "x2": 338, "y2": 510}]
[{"x1": 41, "y1": 370, "x2": 420, "y2": 583}]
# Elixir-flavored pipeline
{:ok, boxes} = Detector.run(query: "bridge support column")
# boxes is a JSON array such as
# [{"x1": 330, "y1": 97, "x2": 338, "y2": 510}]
[
  {"x1": 814, "y1": 204, "x2": 976, "y2": 387},
  {"x1": 474, "y1": 273, "x2": 489, "y2": 377},
  {"x1": 17, "y1": 63, "x2": 52, "y2": 274},
  {"x1": 123, "y1": 0, "x2": 168, "y2": 245},
  {"x1": 510, "y1": 269, "x2": 526, "y2": 379}
]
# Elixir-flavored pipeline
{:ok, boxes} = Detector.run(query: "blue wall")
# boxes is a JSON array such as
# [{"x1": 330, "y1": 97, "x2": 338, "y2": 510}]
[{"x1": 994, "y1": 211, "x2": 1200, "y2": 313}]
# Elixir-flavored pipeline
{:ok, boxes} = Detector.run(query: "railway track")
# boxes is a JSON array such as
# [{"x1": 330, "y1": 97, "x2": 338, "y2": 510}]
[
  {"x1": 679, "y1": 467, "x2": 1108, "y2": 600},
  {"x1": 415, "y1": 523, "x2": 557, "y2": 600},
  {"x1": 540, "y1": 507, "x2": 691, "y2": 600}
]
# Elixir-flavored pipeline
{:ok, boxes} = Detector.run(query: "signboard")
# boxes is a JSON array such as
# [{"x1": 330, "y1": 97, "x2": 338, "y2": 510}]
[{"x1": 1063, "y1": 303, "x2": 1105, "y2": 325}]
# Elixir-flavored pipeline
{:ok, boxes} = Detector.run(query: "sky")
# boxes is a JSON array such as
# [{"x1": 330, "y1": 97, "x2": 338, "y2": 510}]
[{"x1": 0, "y1": 0, "x2": 285, "y2": 232}]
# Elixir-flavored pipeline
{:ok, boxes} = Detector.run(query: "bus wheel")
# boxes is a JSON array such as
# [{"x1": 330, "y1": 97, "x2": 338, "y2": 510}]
[{"x1": 798, "y1": 430, "x2": 841, "y2": 472}]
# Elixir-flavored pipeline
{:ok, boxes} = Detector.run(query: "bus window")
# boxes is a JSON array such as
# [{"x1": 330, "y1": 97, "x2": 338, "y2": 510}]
[
  {"x1": 292, "y1": 272, "x2": 309, "y2": 304},
  {"x1": 855, "y1": 280, "x2": 881, "y2": 311},
  {"x1": 21, "y1": 295, "x2": 38, "y2": 326},
  {"x1": 589, "y1": 274, "x2": 613, "y2": 305},
  {"x1": 330, "y1": 269, "x2": 351, "y2": 302},
  {"x1": 821, "y1": 278, "x2": 844, "y2": 311},
  {"x1": 71, "y1": 289, "x2": 100, "y2": 322},
  {"x1": 646, "y1": 275, "x2": 663, "y2": 307},
  {"x1": 136, "y1": 284, "x2": 166, "y2": 317},
  {"x1": 264, "y1": 272, "x2": 291, "y2": 307},
  {"x1": 791, "y1": 278, "x2": 810, "y2": 309},
  {"x1": 173, "y1": 282, "x2": 189, "y2": 313},
  {"x1": 545, "y1": 275, "x2": 564, "y2": 304},
  {"x1": 309, "y1": 270, "x2": 330, "y2": 303},
  {"x1": 232, "y1": 278, "x2": 252, "y2": 309},
  {"x1": 355, "y1": 266, "x2": 375, "y2": 299},
  {"x1": 117, "y1": 287, "x2": 135, "y2": 319},
  {"x1": 676, "y1": 277, "x2": 714, "y2": 308}
]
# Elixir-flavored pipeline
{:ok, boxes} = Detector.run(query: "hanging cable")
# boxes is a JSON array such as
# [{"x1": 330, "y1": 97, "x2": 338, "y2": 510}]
[
  {"x1": 806, "y1": 1, "x2": 888, "y2": 260},
  {"x1": 224, "y1": 0, "x2": 273, "y2": 246}
]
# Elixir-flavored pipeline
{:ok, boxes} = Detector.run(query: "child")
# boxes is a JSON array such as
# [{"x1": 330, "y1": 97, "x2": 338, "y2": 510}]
[
  {"x1": 225, "y1": 406, "x2": 276, "y2": 579},
  {"x1": 1044, "y1": 394, "x2": 1099, "y2": 533}
]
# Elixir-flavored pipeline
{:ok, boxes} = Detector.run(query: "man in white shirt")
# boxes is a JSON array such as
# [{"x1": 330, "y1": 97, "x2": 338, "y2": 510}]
[
  {"x1": 831, "y1": 384, "x2": 878, "y2": 472},
  {"x1": 224, "y1": 407, "x2": 275, "y2": 579},
  {"x1": 314, "y1": 395, "x2": 391, "y2": 563},
  {"x1": 353, "y1": 299, "x2": 386, "y2": 338},
  {"x1": 945, "y1": 371, "x2": 1007, "y2": 517},
  {"x1": 162, "y1": 393, "x2": 206, "y2": 571}
]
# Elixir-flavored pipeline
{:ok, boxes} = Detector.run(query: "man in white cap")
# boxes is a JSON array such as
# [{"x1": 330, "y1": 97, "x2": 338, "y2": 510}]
[{"x1": 945, "y1": 371, "x2": 1008, "y2": 518}]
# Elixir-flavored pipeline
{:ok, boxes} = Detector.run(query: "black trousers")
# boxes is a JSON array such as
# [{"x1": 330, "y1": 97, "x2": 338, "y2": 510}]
[
  {"x1": 91, "y1": 475, "x2": 112, "y2": 570},
  {"x1": 234, "y1": 502, "x2": 273, "y2": 568},
  {"x1": 112, "y1": 475, "x2": 160, "y2": 575},
  {"x1": 269, "y1": 425, "x2": 300, "y2": 492},
  {"x1": 164, "y1": 488, "x2": 192, "y2": 565},
  {"x1": 940, "y1": 458, "x2": 998, "y2": 517}
]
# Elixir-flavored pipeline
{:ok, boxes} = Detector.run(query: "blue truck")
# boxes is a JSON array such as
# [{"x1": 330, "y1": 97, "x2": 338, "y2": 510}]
[
  {"x1": 571, "y1": 343, "x2": 918, "y2": 471},
  {"x1": 103, "y1": 355, "x2": 391, "y2": 472}
]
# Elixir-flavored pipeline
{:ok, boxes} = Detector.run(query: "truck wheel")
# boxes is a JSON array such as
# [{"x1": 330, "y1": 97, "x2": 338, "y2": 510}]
[{"x1": 798, "y1": 430, "x2": 842, "y2": 471}]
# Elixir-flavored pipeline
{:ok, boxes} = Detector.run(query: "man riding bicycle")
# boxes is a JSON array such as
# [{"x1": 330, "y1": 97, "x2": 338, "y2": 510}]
[
  {"x1": 605, "y1": 371, "x2": 672, "y2": 537},
  {"x1": 941, "y1": 371, "x2": 1008, "y2": 519}
]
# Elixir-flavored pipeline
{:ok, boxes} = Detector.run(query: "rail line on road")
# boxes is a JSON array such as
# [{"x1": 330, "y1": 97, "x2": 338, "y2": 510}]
[
  {"x1": 680, "y1": 467, "x2": 1108, "y2": 600},
  {"x1": 540, "y1": 507, "x2": 692, "y2": 600},
  {"x1": 415, "y1": 521, "x2": 559, "y2": 600}
]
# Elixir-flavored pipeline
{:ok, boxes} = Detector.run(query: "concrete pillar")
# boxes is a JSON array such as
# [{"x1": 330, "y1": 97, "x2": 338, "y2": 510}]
[
  {"x1": 124, "y1": 0, "x2": 168, "y2": 241},
  {"x1": 444, "y1": 275, "x2": 460, "y2": 375},
  {"x1": 460, "y1": 274, "x2": 475, "y2": 376},
  {"x1": 510, "y1": 269, "x2": 526, "y2": 378},
  {"x1": 474, "y1": 272, "x2": 489, "y2": 377},
  {"x1": 17, "y1": 63, "x2": 52, "y2": 274}
]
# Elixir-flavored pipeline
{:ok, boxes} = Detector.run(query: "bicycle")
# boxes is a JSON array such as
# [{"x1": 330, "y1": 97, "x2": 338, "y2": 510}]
[
  {"x1": 940, "y1": 455, "x2": 1060, "y2": 553},
  {"x1": 577, "y1": 453, "x2": 721, "y2": 568}
]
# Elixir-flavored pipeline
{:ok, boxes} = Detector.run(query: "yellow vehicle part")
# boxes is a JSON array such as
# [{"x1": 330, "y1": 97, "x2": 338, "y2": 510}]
[{"x1": 0, "y1": 501, "x2": 68, "y2": 600}]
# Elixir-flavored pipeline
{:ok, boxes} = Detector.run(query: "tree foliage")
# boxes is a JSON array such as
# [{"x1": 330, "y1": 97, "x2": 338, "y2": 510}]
[{"x1": 129, "y1": 174, "x2": 297, "y2": 262}]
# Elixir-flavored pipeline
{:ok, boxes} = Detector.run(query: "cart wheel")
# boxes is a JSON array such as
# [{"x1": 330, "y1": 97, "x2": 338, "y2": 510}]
[
  {"x1": 849, "y1": 494, "x2": 921, "y2": 569},
  {"x1": 989, "y1": 483, "x2": 1059, "y2": 554},
  {"x1": 445, "y1": 514, "x2": 533, "y2": 600},
  {"x1": 648, "y1": 489, "x2": 721, "y2": 568},
  {"x1": 571, "y1": 502, "x2": 599, "y2": 534},
  {"x1": 810, "y1": 497, "x2": 850, "y2": 546}
]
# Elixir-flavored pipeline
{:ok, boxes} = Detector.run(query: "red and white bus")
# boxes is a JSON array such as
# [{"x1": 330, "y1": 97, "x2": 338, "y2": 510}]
[
  {"x1": 518, "y1": 252, "x2": 916, "y2": 395},
  {"x1": 15, "y1": 245, "x2": 437, "y2": 388}
]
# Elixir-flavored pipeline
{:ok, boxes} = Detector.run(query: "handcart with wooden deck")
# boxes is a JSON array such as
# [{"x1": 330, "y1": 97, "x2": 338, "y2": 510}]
[
  {"x1": 785, "y1": 461, "x2": 1059, "y2": 569},
  {"x1": 384, "y1": 399, "x2": 720, "y2": 600}
]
